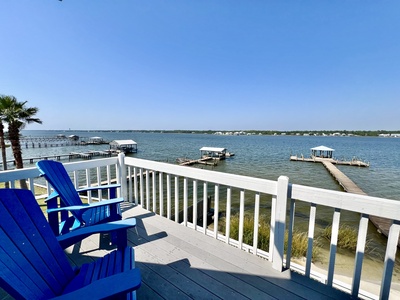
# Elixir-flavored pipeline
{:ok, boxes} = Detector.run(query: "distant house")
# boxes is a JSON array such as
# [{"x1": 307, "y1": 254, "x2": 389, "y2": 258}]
[{"x1": 109, "y1": 140, "x2": 138, "y2": 153}]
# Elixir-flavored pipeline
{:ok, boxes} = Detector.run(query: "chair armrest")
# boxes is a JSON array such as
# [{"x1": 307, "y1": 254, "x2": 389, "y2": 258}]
[
  {"x1": 57, "y1": 218, "x2": 136, "y2": 249},
  {"x1": 47, "y1": 198, "x2": 124, "y2": 214},
  {"x1": 53, "y1": 268, "x2": 141, "y2": 299},
  {"x1": 76, "y1": 183, "x2": 121, "y2": 193},
  {"x1": 44, "y1": 191, "x2": 60, "y2": 203}
]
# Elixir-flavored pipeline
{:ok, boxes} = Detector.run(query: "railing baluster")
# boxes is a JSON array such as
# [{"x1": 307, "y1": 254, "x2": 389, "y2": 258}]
[
  {"x1": 183, "y1": 177, "x2": 188, "y2": 226},
  {"x1": 96, "y1": 166, "x2": 102, "y2": 201},
  {"x1": 238, "y1": 189, "x2": 245, "y2": 249},
  {"x1": 269, "y1": 195, "x2": 276, "y2": 262},
  {"x1": 139, "y1": 168, "x2": 144, "y2": 206},
  {"x1": 327, "y1": 208, "x2": 341, "y2": 286},
  {"x1": 225, "y1": 186, "x2": 232, "y2": 244},
  {"x1": 174, "y1": 176, "x2": 179, "y2": 223},
  {"x1": 214, "y1": 184, "x2": 220, "y2": 239},
  {"x1": 305, "y1": 203, "x2": 317, "y2": 277},
  {"x1": 28, "y1": 178, "x2": 35, "y2": 194},
  {"x1": 146, "y1": 170, "x2": 150, "y2": 210},
  {"x1": 286, "y1": 198, "x2": 296, "y2": 268},
  {"x1": 128, "y1": 167, "x2": 133, "y2": 203},
  {"x1": 193, "y1": 180, "x2": 198, "y2": 230},
  {"x1": 152, "y1": 170, "x2": 157, "y2": 213},
  {"x1": 167, "y1": 173, "x2": 171, "y2": 219},
  {"x1": 253, "y1": 193, "x2": 260, "y2": 255},
  {"x1": 133, "y1": 167, "x2": 138, "y2": 205},
  {"x1": 380, "y1": 220, "x2": 400, "y2": 299},
  {"x1": 351, "y1": 213, "x2": 369, "y2": 298},
  {"x1": 106, "y1": 164, "x2": 111, "y2": 198},
  {"x1": 203, "y1": 182, "x2": 208, "y2": 234},
  {"x1": 159, "y1": 172, "x2": 164, "y2": 216},
  {"x1": 73, "y1": 170, "x2": 79, "y2": 190},
  {"x1": 86, "y1": 168, "x2": 92, "y2": 203}
]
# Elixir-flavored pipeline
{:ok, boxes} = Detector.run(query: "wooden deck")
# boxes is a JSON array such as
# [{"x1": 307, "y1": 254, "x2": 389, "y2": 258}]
[{"x1": 61, "y1": 204, "x2": 353, "y2": 299}]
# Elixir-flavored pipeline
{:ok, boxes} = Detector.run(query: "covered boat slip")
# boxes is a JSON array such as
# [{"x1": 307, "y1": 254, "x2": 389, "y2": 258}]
[
  {"x1": 109, "y1": 139, "x2": 138, "y2": 153},
  {"x1": 59, "y1": 204, "x2": 352, "y2": 300},
  {"x1": 200, "y1": 146, "x2": 234, "y2": 160},
  {"x1": 311, "y1": 145, "x2": 335, "y2": 159}
]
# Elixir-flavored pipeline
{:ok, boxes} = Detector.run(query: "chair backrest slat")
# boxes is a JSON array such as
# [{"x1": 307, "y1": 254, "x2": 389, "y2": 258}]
[
  {"x1": 37, "y1": 160, "x2": 84, "y2": 207},
  {"x1": 0, "y1": 189, "x2": 74, "y2": 299}
]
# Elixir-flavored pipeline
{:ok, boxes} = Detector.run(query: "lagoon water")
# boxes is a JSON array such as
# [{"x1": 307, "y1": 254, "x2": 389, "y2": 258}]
[
  {"x1": 18, "y1": 130, "x2": 400, "y2": 201},
  {"x1": 13, "y1": 130, "x2": 400, "y2": 289}
]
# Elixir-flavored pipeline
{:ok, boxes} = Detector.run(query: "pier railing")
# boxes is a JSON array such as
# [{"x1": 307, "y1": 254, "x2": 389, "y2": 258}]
[{"x1": 0, "y1": 153, "x2": 399, "y2": 299}]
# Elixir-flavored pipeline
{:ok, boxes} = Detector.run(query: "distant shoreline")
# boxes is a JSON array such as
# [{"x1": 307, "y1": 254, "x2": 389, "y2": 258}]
[{"x1": 23, "y1": 129, "x2": 400, "y2": 137}]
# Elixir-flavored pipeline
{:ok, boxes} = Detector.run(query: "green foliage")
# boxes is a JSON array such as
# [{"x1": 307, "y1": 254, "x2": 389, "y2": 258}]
[
  {"x1": 285, "y1": 230, "x2": 320, "y2": 259},
  {"x1": 220, "y1": 214, "x2": 320, "y2": 260},
  {"x1": 322, "y1": 225, "x2": 359, "y2": 251}
]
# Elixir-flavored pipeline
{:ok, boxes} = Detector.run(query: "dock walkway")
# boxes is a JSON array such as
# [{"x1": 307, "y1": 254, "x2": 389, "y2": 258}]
[
  {"x1": 290, "y1": 155, "x2": 369, "y2": 167},
  {"x1": 178, "y1": 156, "x2": 217, "y2": 166},
  {"x1": 321, "y1": 161, "x2": 398, "y2": 246},
  {"x1": 61, "y1": 204, "x2": 352, "y2": 300}
]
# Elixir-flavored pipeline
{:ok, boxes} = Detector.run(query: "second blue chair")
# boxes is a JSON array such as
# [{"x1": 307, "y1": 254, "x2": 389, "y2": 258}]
[{"x1": 37, "y1": 160, "x2": 124, "y2": 237}]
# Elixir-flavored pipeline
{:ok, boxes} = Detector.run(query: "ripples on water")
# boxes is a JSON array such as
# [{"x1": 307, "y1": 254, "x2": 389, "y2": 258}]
[
  {"x1": 19, "y1": 130, "x2": 400, "y2": 200},
  {"x1": 15, "y1": 131, "x2": 400, "y2": 283}
]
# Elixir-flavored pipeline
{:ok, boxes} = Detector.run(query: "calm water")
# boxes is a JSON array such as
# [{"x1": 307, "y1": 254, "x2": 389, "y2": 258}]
[
  {"x1": 16, "y1": 130, "x2": 400, "y2": 201},
  {"x1": 14, "y1": 130, "x2": 400, "y2": 281}
]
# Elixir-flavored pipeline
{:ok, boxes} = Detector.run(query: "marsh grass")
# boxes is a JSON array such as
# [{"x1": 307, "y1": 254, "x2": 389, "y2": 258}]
[
  {"x1": 220, "y1": 214, "x2": 320, "y2": 260},
  {"x1": 322, "y1": 225, "x2": 360, "y2": 251}
]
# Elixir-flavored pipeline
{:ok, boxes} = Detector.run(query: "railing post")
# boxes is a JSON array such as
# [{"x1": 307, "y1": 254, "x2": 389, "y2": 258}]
[
  {"x1": 272, "y1": 176, "x2": 289, "y2": 271},
  {"x1": 117, "y1": 153, "x2": 127, "y2": 200}
]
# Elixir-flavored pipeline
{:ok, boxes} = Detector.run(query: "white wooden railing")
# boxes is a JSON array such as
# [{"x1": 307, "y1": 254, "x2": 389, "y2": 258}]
[{"x1": 0, "y1": 153, "x2": 399, "y2": 299}]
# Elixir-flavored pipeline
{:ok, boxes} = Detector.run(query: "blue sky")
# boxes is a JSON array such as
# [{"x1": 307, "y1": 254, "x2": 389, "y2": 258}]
[{"x1": 1, "y1": 1, "x2": 399, "y2": 131}]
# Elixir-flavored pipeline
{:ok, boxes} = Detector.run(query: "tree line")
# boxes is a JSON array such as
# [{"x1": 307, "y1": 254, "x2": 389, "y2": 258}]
[{"x1": 0, "y1": 95, "x2": 42, "y2": 188}]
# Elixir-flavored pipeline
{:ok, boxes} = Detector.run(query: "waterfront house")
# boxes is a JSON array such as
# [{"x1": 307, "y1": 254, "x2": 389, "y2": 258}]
[{"x1": 0, "y1": 154, "x2": 399, "y2": 299}]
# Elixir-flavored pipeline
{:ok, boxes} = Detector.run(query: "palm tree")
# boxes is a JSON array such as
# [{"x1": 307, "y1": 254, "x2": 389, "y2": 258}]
[
  {"x1": 0, "y1": 95, "x2": 9, "y2": 172},
  {"x1": 2, "y1": 96, "x2": 42, "y2": 188}
]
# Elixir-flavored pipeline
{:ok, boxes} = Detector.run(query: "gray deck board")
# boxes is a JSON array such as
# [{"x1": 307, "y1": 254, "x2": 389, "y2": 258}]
[{"x1": 120, "y1": 205, "x2": 353, "y2": 299}]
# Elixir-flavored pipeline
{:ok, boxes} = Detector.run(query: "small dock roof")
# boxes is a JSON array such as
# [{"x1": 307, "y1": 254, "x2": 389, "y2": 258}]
[
  {"x1": 311, "y1": 145, "x2": 334, "y2": 159},
  {"x1": 110, "y1": 139, "x2": 137, "y2": 146},
  {"x1": 199, "y1": 147, "x2": 226, "y2": 152},
  {"x1": 311, "y1": 145, "x2": 335, "y2": 151}
]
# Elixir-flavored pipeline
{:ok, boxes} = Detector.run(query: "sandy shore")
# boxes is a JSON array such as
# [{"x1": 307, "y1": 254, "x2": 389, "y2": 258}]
[{"x1": 292, "y1": 248, "x2": 400, "y2": 299}]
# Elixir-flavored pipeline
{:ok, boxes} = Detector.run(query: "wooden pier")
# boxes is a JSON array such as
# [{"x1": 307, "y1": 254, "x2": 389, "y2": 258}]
[
  {"x1": 178, "y1": 157, "x2": 218, "y2": 166},
  {"x1": 320, "y1": 160, "x2": 399, "y2": 246},
  {"x1": 290, "y1": 155, "x2": 369, "y2": 167}
]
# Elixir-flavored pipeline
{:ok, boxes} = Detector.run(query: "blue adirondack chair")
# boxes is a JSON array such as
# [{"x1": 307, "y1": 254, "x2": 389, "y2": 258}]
[
  {"x1": 36, "y1": 160, "x2": 123, "y2": 236},
  {"x1": 0, "y1": 188, "x2": 141, "y2": 299}
]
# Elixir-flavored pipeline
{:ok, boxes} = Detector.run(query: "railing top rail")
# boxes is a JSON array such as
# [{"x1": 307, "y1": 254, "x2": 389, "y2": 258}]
[
  {"x1": 0, "y1": 166, "x2": 40, "y2": 181},
  {"x1": 62, "y1": 157, "x2": 119, "y2": 172},
  {"x1": 0, "y1": 157, "x2": 119, "y2": 181},
  {"x1": 291, "y1": 183, "x2": 400, "y2": 221},
  {"x1": 125, "y1": 157, "x2": 278, "y2": 195}
]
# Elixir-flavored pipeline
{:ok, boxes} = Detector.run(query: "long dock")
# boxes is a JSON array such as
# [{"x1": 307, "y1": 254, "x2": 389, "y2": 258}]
[
  {"x1": 178, "y1": 156, "x2": 218, "y2": 166},
  {"x1": 290, "y1": 155, "x2": 369, "y2": 167},
  {"x1": 321, "y1": 160, "x2": 398, "y2": 246}
]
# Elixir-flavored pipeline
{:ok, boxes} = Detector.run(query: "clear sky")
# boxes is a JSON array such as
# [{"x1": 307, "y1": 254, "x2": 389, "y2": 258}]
[{"x1": 1, "y1": 1, "x2": 399, "y2": 131}]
